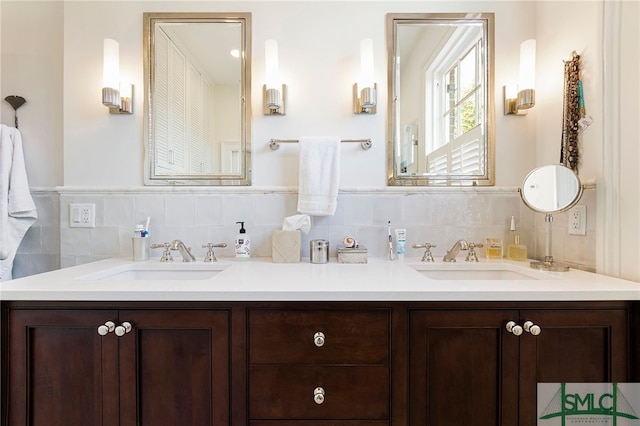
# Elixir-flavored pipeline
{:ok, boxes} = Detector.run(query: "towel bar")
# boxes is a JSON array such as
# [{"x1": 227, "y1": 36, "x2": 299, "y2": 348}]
[{"x1": 269, "y1": 138, "x2": 372, "y2": 151}]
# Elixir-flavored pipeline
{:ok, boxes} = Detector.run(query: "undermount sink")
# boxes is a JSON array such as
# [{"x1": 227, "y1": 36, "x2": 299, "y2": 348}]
[
  {"x1": 410, "y1": 263, "x2": 559, "y2": 281},
  {"x1": 79, "y1": 262, "x2": 231, "y2": 281}
]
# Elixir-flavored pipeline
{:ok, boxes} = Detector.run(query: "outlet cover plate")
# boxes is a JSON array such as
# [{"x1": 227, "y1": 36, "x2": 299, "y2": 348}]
[
  {"x1": 70, "y1": 203, "x2": 96, "y2": 228},
  {"x1": 568, "y1": 205, "x2": 586, "y2": 235}
]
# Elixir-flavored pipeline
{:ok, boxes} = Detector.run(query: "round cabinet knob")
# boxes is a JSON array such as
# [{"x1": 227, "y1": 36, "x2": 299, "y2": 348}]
[
  {"x1": 97, "y1": 321, "x2": 115, "y2": 336},
  {"x1": 505, "y1": 321, "x2": 523, "y2": 336},
  {"x1": 313, "y1": 387, "x2": 325, "y2": 405},
  {"x1": 115, "y1": 321, "x2": 132, "y2": 337},
  {"x1": 313, "y1": 331, "x2": 325, "y2": 347},
  {"x1": 523, "y1": 320, "x2": 542, "y2": 336}
]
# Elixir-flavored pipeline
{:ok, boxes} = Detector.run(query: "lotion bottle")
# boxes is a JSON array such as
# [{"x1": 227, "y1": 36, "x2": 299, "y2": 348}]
[{"x1": 235, "y1": 221, "x2": 251, "y2": 259}]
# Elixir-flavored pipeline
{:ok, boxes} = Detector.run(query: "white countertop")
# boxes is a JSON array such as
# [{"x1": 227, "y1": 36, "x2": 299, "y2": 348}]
[{"x1": 1, "y1": 257, "x2": 639, "y2": 302}]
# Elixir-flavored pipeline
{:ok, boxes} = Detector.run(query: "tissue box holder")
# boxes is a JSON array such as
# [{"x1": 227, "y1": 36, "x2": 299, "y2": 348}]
[
  {"x1": 337, "y1": 247, "x2": 368, "y2": 264},
  {"x1": 272, "y1": 230, "x2": 301, "y2": 263}
]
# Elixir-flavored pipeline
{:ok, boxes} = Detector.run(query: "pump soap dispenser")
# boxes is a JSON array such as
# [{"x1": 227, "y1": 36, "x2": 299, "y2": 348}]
[{"x1": 235, "y1": 221, "x2": 251, "y2": 259}]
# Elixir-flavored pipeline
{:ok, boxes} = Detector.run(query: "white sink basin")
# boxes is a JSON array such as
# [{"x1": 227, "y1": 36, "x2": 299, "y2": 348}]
[
  {"x1": 410, "y1": 263, "x2": 559, "y2": 281},
  {"x1": 78, "y1": 263, "x2": 230, "y2": 281}
]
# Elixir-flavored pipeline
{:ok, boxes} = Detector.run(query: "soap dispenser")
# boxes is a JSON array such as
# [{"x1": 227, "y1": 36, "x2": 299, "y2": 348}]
[{"x1": 235, "y1": 221, "x2": 251, "y2": 259}]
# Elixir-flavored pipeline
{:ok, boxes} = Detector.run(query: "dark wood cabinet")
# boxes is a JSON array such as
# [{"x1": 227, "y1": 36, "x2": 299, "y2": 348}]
[
  {"x1": 248, "y1": 309, "x2": 391, "y2": 424},
  {"x1": 517, "y1": 308, "x2": 629, "y2": 425},
  {"x1": 409, "y1": 309, "x2": 520, "y2": 426},
  {"x1": 5, "y1": 306, "x2": 230, "y2": 426},
  {"x1": 2, "y1": 300, "x2": 633, "y2": 426},
  {"x1": 409, "y1": 305, "x2": 630, "y2": 426}
]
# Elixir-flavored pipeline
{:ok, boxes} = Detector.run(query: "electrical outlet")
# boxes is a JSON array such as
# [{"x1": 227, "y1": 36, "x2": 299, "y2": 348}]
[
  {"x1": 568, "y1": 205, "x2": 586, "y2": 235},
  {"x1": 70, "y1": 203, "x2": 95, "y2": 228}
]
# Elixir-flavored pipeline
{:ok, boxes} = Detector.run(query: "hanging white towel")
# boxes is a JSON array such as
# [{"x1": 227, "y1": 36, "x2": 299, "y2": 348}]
[
  {"x1": 297, "y1": 136, "x2": 341, "y2": 216},
  {"x1": 0, "y1": 124, "x2": 38, "y2": 281}
]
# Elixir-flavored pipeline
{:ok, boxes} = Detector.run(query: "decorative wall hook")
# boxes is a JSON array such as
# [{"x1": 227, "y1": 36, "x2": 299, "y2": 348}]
[{"x1": 4, "y1": 95, "x2": 26, "y2": 128}]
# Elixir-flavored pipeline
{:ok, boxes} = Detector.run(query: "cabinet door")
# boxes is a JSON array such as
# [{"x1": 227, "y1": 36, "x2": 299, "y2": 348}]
[
  {"x1": 409, "y1": 309, "x2": 519, "y2": 426},
  {"x1": 118, "y1": 310, "x2": 230, "y2": 426},
  {"x1": 7, "y1": 309, "x2": 119, "y2": 426},
  {"x1": 518, "y1": 308, "x2": 630, "y2": 425}
]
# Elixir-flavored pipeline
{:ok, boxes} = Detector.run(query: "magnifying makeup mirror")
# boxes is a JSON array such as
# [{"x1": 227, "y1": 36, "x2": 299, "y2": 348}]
[{"x1": 520, "y1": 164, "x2": 583, "y2": 271}]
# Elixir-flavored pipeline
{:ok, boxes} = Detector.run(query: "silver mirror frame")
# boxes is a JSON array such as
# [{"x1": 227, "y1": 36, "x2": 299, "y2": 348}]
[
  {"x1": 143, "y1": 12, "x2": 252, "y2": 186},
  {"x1": 386, "y1": 13, "x2": 495, "y2": 186}
]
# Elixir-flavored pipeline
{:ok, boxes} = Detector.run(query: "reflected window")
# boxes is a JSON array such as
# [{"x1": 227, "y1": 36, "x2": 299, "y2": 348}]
[{"x1": 425, "y1": 26, "x2": 484, "y2": 175}]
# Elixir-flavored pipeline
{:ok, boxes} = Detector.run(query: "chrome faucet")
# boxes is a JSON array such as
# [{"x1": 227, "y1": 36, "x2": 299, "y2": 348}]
[
  {"x1": 171, "y1": 240, "x2": 196, "y2": 262},
  {"x1": 443, "y1": 239, "x2": 469, "y2": 262}
]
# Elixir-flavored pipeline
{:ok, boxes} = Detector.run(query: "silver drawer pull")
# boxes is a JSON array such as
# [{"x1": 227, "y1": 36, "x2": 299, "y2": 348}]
[
  {"x1": 313, "y1": 387, "x2": 325, "y2": 404},
  {"x1": 313, "y1": 331, "x2": 325, "y2": 347},
  {"x1": 97, "y1": 321, "x2": 115, "y2": 336},
  {"x1": 523, "y1": 320, "x2": 542, "y2": 336},
  {"x1": 505, "y1": 320, "x2": 523, "y2": 336},
  {"x1": 115, "y1": 321, "x2": 132, "y2": 337}
]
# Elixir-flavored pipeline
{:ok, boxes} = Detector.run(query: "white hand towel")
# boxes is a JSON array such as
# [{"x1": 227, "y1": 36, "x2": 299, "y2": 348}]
[
  {"x1": 0, "y1": 124, "x2": 38, "y2": 281},
  {"x1": 297, "y1": 136, "x2": 341, "y2": 216}
]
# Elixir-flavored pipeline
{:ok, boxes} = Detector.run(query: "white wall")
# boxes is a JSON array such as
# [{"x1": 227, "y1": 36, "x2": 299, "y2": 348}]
[
  {"x1": 0, "y1": 1, "x2": 63, "y2": 187},
  {"x1": 59, "y1": 1, "x2": 537, "y2": 188}
]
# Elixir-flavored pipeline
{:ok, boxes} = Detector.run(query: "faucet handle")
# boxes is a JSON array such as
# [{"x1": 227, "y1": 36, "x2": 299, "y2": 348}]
[
  {"x1": 202, "y1": 243, "x2": 227, "y2": 262},
  {"x1": 465, "y1": 242, "x2": 484, "y2": 262},
  {"x1": 151, "y1": 242, "x2": 173, "y2": 262},
  {"x1": 412, "y1": 243, "x2": 436, "y2": 262}
]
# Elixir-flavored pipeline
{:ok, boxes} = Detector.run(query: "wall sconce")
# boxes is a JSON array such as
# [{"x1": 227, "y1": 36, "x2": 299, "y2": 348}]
[
  {"x1": 102, "y1": 38, "x2": 133, "y2": 114},
  {"x1": 354, "y1": 38, "x2": 376, "y2": 114},
  {"x1": 504, "y1": 39, "x2": 536, "y2": 115},
  {"x1": 263, "y1": 39, "x2": 286, "y2": 115}
]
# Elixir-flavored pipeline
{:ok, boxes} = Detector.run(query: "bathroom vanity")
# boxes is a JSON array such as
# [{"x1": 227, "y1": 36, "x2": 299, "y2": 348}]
[{"x1": 1, "y1": 258, "x2": 638, "y2": 426}]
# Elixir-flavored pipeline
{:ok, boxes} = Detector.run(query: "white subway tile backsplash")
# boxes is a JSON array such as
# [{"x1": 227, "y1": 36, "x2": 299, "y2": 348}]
[
  {"x1": 195, "y1": 196, "x2": 224, "y2": 225},
  {"x1": 12, "y1": 189, "x2": 597, "y2": 277},
  {"x1": 164, "y1": 195, "x2": 196, "y2": 226},
  {"x1": 343, "y1": 195, "x2": 373, "y2": 226},
  {"x1": 104, "y1": 195, "x2": 135, "y2": 227}
]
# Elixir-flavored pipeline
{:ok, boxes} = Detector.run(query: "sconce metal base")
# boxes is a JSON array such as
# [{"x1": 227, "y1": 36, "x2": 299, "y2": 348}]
[
  {"x1": 102, "y1": 86, "x2": 133, "y2": 114},
  {"x1": 503, "y1": 86, "x2": 527, "y2": 116},
  {"x1": 517, "y1": 88, "x2": 535, "y2": 110},
  {"x1": 353, "y1": 83, "x2": 377, "y2": 114},
  {"x1": 263, "y1": 84, "x2": 286, "y2": 115}
]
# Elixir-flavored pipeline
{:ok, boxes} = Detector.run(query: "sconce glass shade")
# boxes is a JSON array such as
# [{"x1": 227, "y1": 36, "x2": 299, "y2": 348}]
[
  {"x1": 103, "y1": 38, "x2": 119, "y2": 89},
  {"x1": 264, "y1": 39, "x2": 285, "y2": 114},
  {"x1": 265, "y1": 39, "x2": 280, "y2": 90},
  {"x1": 354, "y1": 38, "x2": 376, "y2": 114},
  {"x1": 517, "y1": 39, "x2": 536, "y2": 110},
  {"x1": 359, "y1": 38, "x2": 374, "y2": 88},
  {"x1": 102, "y1": 38, "x2": 132, "y2": 114}
]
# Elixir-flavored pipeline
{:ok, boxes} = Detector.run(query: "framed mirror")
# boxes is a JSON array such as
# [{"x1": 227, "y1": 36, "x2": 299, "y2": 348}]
[
  {"x1": 143, "y1": 12, "x2": 251, "y2": 185},
  {"x1": 386, "y1": 13, "x2": 494, "y2": 186}
]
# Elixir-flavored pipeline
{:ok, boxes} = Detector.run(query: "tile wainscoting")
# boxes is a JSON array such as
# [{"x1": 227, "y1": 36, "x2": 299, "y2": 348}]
[{"x1": 13, "y1": 187, "x2": 596, "y2": 278}]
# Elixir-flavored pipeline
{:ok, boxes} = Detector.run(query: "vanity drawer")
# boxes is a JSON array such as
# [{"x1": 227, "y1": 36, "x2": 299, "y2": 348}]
[
  {"x1": 249, "y1": 309, "x2": 389, "y2": 364},
  {"x1": 249, "y1": 365, "x2": 389, "y2": 420},
  {"x1": 250, "y1": 422, "x2": 389, "y2": 426}
]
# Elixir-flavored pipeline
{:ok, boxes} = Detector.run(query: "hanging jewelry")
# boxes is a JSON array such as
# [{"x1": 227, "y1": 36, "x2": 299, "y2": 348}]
[{"x1": 560, "y1": 52, "x2": 581, "y2": 172}]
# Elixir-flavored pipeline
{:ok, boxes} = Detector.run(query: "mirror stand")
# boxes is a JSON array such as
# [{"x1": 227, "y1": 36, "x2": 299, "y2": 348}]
[
  {"x1": 529, "y1": 213, "x2": 570, "y2": 272},
  {"x1": 520, "y1": 164, "x2": 583, "y2": 273}
]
